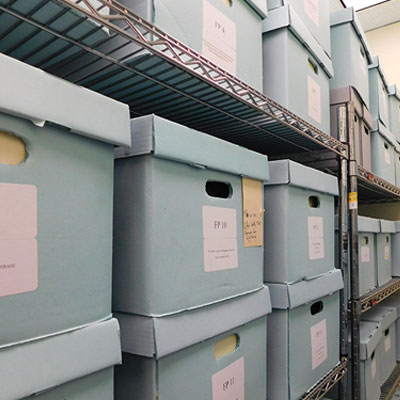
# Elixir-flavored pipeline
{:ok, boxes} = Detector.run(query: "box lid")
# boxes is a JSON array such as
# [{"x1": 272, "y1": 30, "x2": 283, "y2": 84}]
[
  {"x1": 262, "y1": 5, "x2": 334, "y2": 78},
  {"x1": 369, "y1": 56, "x2": 390, "y2": 91},
  {"x1": 358, "y1": 216, "x2": 380, "y2": 233},
  {"x1": 361, "y1": 306, "x2": 397, "y2": 332},
  {"x1": 115, "y1": 114, "x2": 270, "y2": 181},
  {"x1": 0, "y1": 318, "x2": 121, "y2": 400},
  {"x1": 388, "y1": 84, "x2": 400, "y2": 101},
  {"x1": 380, "y1": 219, "x2": 396, "y2": 233},
  {"x1": 267, "y1": 269, "x2": 344, "y2": 310},
  {"x1": 395, "y1": 221, "x2": 400, "y2": 233},
  {"x1": 0, "y1": 54, "x2": 131, "y2": 147},
  {"x1": 330, "y1": 8, "x2": 374, "y2": 65},
  {"x1": 372, "y1": 119, "x2": 397, "y2": 147},
  {"x1": 115, "y1": 286, "x2": 271, "y2": 359},
  {"x1": 264, "y1": 159, "x2": 339, "y2": 195},
  {"x1": 359, "y1": 321, "x2": 382, "y2": 360},
  {"x1": 245, "y1": 0, "x2": 268, "y2": 18}
]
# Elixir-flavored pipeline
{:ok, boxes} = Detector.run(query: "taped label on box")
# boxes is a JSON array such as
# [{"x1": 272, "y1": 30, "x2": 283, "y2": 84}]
[
  {"x1": 308, "y1": 216, "x2": 325, "y2": 260},
  {"x1": 311, "y1": 319, "x2": 328, "y2": 370},
  {"x1": 384, "y1": 149, "x2": 391, "y2": 165},
  {"x1": 304, "y1": 0, "x2": 319, "y2": 27},
  {"x1": 371, "y1": 358, "x2": 377, "y2": 379},
  {"x1": 385, "y1": 336, "x2": 391, "y2": 352},
  {"x1": 308, "y1": 76, "x2": 321, "y2": 124},
  {"x1": 384, "y1": 245, "x2": 390, "y2": 260},
  {"x1": 242, "y1": 178, "x2": 263, "y2": 247},
  {"x1": 212, "y1": 357, "x2": 244, "y2": 400},
  {"x1": 0, "y1": 183, "x2": 38, "y2": 297},
  {"x1": 361, "y1": 245, "x2": 370, "y2": 263},
  {"x1": 349, "y1": 192, "x2": 358, "y2": 210}
]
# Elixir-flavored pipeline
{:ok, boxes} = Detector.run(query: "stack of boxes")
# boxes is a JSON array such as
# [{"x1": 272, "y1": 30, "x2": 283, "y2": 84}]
[{"x1": 0, "y1": 54, "x2": 130, "y2": 397}]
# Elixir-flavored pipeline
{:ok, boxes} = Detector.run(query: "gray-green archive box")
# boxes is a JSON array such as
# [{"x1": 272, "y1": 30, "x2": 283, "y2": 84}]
[
  {"x1": 264, "y1": 159, "x2": 338, "y2": 284},
  {"x1": 388, "y1": 85, "x2": 400, "y2": 143},
  {"x1": 371, "y1": 120, "x2": 397, "y2": 185},
  {"x1": 113, "y1": 114, "x2": 269, "y2": 316},
  {"x1": 267, "y1": 269, "x2": 343, "y2": 400},
  {"x1": 0, "y1": 318, "x2": 122, "y2": 400},
  {"x1": 0, "y1": 54, "x2": 130, "y2": 347},
  {"x1": 362, "y1": 307, "x2": 397, "y2": 385},
  {"x1": 262, "y1": 5, "x2": 333, "y2": 134},
  {"x1": 114, "y1": 287, "x2": 271, "y2": 400},
  {"x1": 369, "y1": 56, "x2": 391, "y2": 128},
  {"x1": 376, "y1": 220, "x2": 395, "y2": 287},
  {"x1": 266, "y1": 0, "x2": 331, "y2": 55},
  {"x1": 380, "y1": 294, "x2": 400, "y2": 362},
  {"x1": 330, "y1": 7, "x2": 373, "y2": 109},
  {"x1": 392, "y1": 222, "x2": 400, "y2": 277}
]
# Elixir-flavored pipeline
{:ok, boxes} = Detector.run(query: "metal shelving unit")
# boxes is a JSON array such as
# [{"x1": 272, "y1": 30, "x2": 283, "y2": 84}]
[
  {"x1": 361, "y1": 278, "x2": 400, "y2": 313},
  {"x1": 0, "y1": 0, "x2": 350, "y2": 398},
  {"x1": 381, "y1": 363, "x2": 400, "y2": 400}
]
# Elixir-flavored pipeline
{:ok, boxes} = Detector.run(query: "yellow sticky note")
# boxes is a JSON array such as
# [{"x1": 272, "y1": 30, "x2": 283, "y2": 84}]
[{"x1": 242, "y1": 177, "x2": 264, "y2": 247}]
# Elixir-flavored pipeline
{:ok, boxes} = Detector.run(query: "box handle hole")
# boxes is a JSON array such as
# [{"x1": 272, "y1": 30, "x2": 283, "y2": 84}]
[
  {"x1": 362, "y1": 236, "x2": 369, "y2": 245},
  {"x1": 310, "y1": 301, "x2": 324, "y2": 315},
  {"x1": 386, "y1": 236, "x2": 390, "y2": 243},
  {"x1": 0, "y1": 131, "x2": 27, "y2": 165},
  {"x1": 385, "y1": 328, "x2": 390, "y2": 336},
  {"x1": 206, "y1": 181, "x2": 232, "y2": 199},
  {"x1": 214, "y1": 334, "x2": 239, "y2": 359},
  {"x1": 220, "y1": 0, "x2": 232, "y2": 6},
  {"x1": 308, "y1": 58, "x2": 318, "y2": 75},
  {"x1": 384, "y1": 143, "x2": 389, "y2": 150},
  {"x1": 308, "y1": 196, "x2": 320, "y2": 208},
  {"x1": 371, "y1": 350, "x2": 375, "y2": 360},
  {"x1": 364, "y1": 127, "x2": 369, "y2": 135}
]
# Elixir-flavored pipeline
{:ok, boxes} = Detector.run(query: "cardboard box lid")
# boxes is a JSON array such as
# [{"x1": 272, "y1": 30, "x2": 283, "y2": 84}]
[
  {"x1": 358, "y1": 216, "x2": 380, "y2": 233},
  {"x1": 388, "y1": 84, "x2": 400, "y2": 101},
  {"x1": 115, "y1": 286, "x2": 271, "y2": 359},
  {"x1": 264, "y1": 159, "x2": 339, "y2": 196},
  {"x1": 245, "y1": 0, "x2": 268, "y2": 18},
  {"x1": 115, "y1": 114, "x2": 270, "y2": 181},
  {"x1": 0, "y1": 318, "x2": 121, "y2": 400},
  {"x1": 369, "y1": 56, "x2": 390, "y2": 91},
  {"x1": 0, "y1": 54, "x2": 131, "y2": 147},
  {"x1": 359, "y1": 321, "x2": 382, "y2": 360},
  {"x1": 380, "y1": 219, "x2": 396, "y2": 233},
  {"x1": 372, "y1": 119, "x2": 398, "y2": 147},
  {"x1": 330, "y1": 7, "x2": 374, "y2": 65},
  {"x1": 361, "y1": 306, "x2": 397, "y2": 332},
  {"x1": 262, "y1": 5, "x2": 334, "y2": 78},
  {"x1": 267, "y1": 269, "x2": 344, "y2": 310}
]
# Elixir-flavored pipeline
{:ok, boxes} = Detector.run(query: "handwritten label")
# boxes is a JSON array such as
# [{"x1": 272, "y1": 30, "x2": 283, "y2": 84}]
[
  {"x1": 203, "y1": 0, "x2": 237, "y2": 75},
  {"x1": 308, "y1": 216, "x2": 325, "y2": 260},
  {"x1": 304, "y1": 0, "x2": 319, "y2": 27},
  {"x1": 212, "y1": 357, "x2": 244, "y2": 400},
  {"x1": 371, "y1": 358, "x2": 377, "y2": 379},
  {"x1": 0, "y1": 183, "x2": 38, "y2": 297},
  {"x1": 203, "y1": 206, "x2": 238, "y2": 272},
  {"x1": 311, "y1": 319, "x2": 328, "y2": 370},
  {"x1": 385, "y1": 335, "x2": 391, "y2": 352},
  {"x1": 308, "y1": 76, "x2": 321, "y2": 124},
  {"x1": 361, "y1": 246, "x2": 370, "y2": 263},
  {"x1": 384, "y1": 245, "x2": 390, "y2": 260},
  {"x1": 242, "y1": 178, "x2": 263, "y2": 247}
]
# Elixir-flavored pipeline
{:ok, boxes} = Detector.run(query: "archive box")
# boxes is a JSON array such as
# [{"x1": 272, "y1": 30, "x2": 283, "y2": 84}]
[
  {"x1": 113, "y1": 114, "x2": 269, "y2": 316},
  {"x1": 264, "y1": 159, "x2": 338, "y2": 284},
  {"x1": 330, "y1": 7, "x2": 373, "y2": 109},
  {"x1": 395, "y1": 144, "x2": 400, "y2": 188},
  {"x1": 392, "y1": 222, "x2": 400, "y2": 277},
  {"x1": 388, "y1": 85, "x2": 400, "y2": 143},
  {"x1": 369, "y1": 56, "x2": 390, "y2": 127},
  {"x1": 0, "y1": 54, "x2": 130, "y2": 347},
  {"x1": 0, "y1": 318, "x2": 121, "y2": 400},
  {"x1": 262, "y1": 5, "x2": 333, "y2": 134},
  {"x1": 380, "y1": 294, "x2": 400, "y2": 362},
  {"x1": 376, "y1": 220, "x2": 395, "y2": 287},
  {"x1": 114, "y1": 287, "x2": 271, "y2": 400},
  {"x1": 266, "y1": 0, "x2": 331, "y2": 55},
  {"x1": 267, "y1": 269, "x2": 343, "y2": 400},
  {"x1": 357, "y1": 216, "x2": 379, "y2": 296},
  {"x1": 371, "y1": 120, "x2": 397, "y2": 185},
  {"x1": 362, "y1": 306, "x2": 397, "y2": 384},
  {"x1": 330, "y1": 87, "x2": 373, "y2": 171}
]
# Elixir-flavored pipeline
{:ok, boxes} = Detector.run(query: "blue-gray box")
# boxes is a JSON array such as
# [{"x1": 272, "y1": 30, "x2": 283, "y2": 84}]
[
  {"x1": 376, "y1": 220, "x2": 395, "y2": 287},
  {"x1": 388, "y1": 85, "x2": 400, "y2": 143},
  {"x1": 392, "y1": 222, "x2": 400, "y2": 278},
  {"x1": 380, "y1": 294, "x2": 400, "y2": 362}
]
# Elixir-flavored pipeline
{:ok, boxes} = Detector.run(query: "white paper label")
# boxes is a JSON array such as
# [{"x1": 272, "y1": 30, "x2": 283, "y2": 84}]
[
  {"x1": 385, "y1": 245, "x2": 390, "y2": 260},
  {"x1": 385, "y1": 335, "x2": 392, "y2": 352},
  {"x1": 304, "y1": 0, "x2": 319, "y2": 27},
  {"x1": 311, "y1": 319, "x2": 328, "y2": 370},
  {"x1": 0, "y1": 183, "x2": 38, "y2": 297},
  {"x1": 308, "y1": 216, "x2": 325, "y2": 260},
  {"x1": 371, "y1": 358, "x2": 377, "y2": 379},
  {"x1": 203, "y1": 0, "x2": 237, "y2": 75},
  {"x1": 212, "y1": 357, "x2": 245, "y2": 400},
  {"x1": 360, "y1": 51, "x2": 366, "y2": 76},
  {"x1": 308, "y1": 76, "x2": 321, "y2": 124},
  {"x1": 361, "y1": 246, "x2": 370, "y2": 263},
  {"x1": 385, "y1": 149, "x2": 391, "y2": 165},
  {"x1": 382, "y1": 93, "x2": 389, "y2": 121},
  {"x1": 203, "y1": 206, "x2": 238, "y2": 272}
]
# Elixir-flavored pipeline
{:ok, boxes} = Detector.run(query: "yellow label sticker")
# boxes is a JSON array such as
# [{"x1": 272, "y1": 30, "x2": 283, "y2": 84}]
[
  {"x1": 349, "y1": 192, "x2": 358, "y2": 210},
  {"x1": 242, "y1": 178, "x2": 264, "y2": 247}
]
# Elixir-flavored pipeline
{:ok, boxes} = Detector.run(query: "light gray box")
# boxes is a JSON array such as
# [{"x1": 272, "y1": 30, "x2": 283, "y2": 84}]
[
  {"x1": 379, "y1": 294, "x2": 400, "y2": 362},
  {"x1": 0, "y1": 319, "x2": 122, "y2": 400},
  {"x1": 264, "y1": 159, "x2": 338, "y2": 284},
  {"x1": 266, "y1": 0, "x2": 331, "y2": 55},
  {"x1": 369, "y1": 56, "x2": 391, "y2": 128},
  {"x1": 113, "y1": 114, "x2": 269, "y2": 316},
  {"x1": 388, "y1": 85, "x2": 400, "y2": 143},
  {"x1": 267, "y1": 269, "x2": 343, "y2": 400},
  {"x1": 330, "y1": 7, "x2": 373, "y2": 110},
  {"x1": 395, "y1": 144, "x2": 400, "y2": 188},
  {"x1": 371, "y1": 120, "x2": 397, "y2": 185},
  {"x1": 0, "y1": 54, "x2": 130, "y2": 347},
  {"x1": 376, "y1": 220, "x2": 395, "y2": 287},
  {"x1": 362, "y1": 306, "x2": 397, "y2": 385},
  {"x1": 392, "y1": 222, "x2": 400, "y2": 277},
  {"x1": 262, "y1": 5, "x2": 333, "y2": 134},
  {"x1": 114, "y1": 287, "x2": 271, "y2": 400}
]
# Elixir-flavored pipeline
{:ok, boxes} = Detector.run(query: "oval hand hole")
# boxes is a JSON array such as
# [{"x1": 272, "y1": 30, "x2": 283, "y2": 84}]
[
  {"x1": 362, "y1": 236, "x2": 369, "y2": 245},
  {"x1": 384, "y1": 143, "x2": 389, "y2": 149},
  {"x1": 206, "y1": 181, "x2": 232, "y2": 199},
  {"x1": 310, "y1": 301, "x2": 324, "y2": 315},
  {"x1": 221, "y1": 0, "x2": 232, "y2": 6},
  {"x1": 308, "y1": 196, "x2": 320, "y2": 208},
  {"x1": 386, "y1": 236, "x2": 390, "y2": 243},
  {"x1": 214, "y1": 334, "x2": 239, "y2": 359},
  {"x1": 385, "y1": 328, "x2": 390, "y2": 336},
  {"x1": 0, "y1": 131, "x2": 26, "y2": 165},
  {"x1": 371, "y1": 350, "x2": 375, "y2": 360}
]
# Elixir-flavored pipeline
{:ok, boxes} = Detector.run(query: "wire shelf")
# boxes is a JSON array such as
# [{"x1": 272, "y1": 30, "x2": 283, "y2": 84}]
[
  {"x1": 361, "y1": 278, "x2": 400, "y2": 313},
  {"x1": 380, "y1": 363, "x2": 400, "y2": 400}
]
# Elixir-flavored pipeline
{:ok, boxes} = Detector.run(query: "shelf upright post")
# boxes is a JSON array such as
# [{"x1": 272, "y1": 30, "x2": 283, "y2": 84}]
[{"x1": 347, "y1": 102, "x2": 361, "y2": 400}]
